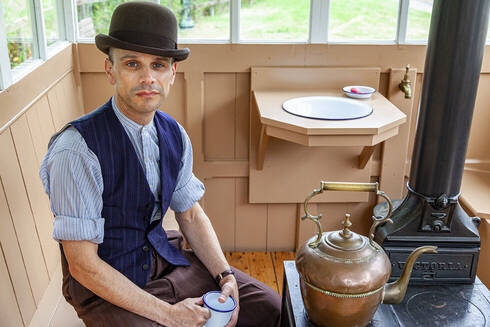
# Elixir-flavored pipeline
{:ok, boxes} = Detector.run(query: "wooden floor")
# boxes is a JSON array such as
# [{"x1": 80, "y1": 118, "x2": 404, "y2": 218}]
[{"x1": 225, "y1": 251, "x2": 295, "y2": 295}]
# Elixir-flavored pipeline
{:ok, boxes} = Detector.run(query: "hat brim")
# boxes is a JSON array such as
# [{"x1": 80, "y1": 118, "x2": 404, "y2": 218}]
[{"x1": 95, "y1": 34, "x2": 189, "y2": 62}]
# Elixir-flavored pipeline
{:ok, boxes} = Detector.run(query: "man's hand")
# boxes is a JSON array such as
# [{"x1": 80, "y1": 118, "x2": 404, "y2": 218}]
[
  {"x1": 168, "y1": 297, "x2": 211, "y2": 327},
  {"x1": 219, "y1": 274, "x2": 240, "y2": 327}
]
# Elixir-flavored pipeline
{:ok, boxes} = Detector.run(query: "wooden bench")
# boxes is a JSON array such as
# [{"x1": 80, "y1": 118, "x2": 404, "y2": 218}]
[{"x1": 460, "y1": 165, "x2": 490, "y2": 287}]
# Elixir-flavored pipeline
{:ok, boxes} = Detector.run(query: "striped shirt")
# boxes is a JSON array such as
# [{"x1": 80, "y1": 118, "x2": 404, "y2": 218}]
[{"x1": 39, "y1": 98, "x2": 205, "y2": 244}]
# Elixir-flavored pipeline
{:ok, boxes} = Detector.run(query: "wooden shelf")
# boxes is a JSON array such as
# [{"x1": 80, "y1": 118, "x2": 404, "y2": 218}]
[{"x1": 253, "y1": 90, "x2": 406, "y2": 170}]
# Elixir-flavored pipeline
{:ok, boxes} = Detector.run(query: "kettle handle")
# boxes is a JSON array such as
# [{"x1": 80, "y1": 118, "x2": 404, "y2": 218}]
[{"x1": 302, "y1": 182, "x2": 393, "y2": 248}]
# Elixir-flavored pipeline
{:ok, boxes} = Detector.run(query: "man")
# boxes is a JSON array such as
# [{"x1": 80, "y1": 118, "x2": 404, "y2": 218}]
[{"x1": 40, "y1": 2, "x2": 281, "y2": 326}]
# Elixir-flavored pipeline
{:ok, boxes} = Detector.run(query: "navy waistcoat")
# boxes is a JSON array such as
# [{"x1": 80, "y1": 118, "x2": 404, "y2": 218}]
[{"x1": 69, "y1": 99, "x2": 190, "y2": 288}]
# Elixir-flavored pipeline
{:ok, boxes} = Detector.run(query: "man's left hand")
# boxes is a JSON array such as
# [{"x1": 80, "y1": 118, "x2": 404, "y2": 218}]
[{"x1": 218, "y1": 274, "x2": 239, "y2": 327}]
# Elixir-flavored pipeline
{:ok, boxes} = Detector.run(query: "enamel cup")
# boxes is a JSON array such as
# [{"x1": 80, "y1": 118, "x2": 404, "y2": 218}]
[{"x1": 203, "y1": 291, "x2": 236, "y2": 327}]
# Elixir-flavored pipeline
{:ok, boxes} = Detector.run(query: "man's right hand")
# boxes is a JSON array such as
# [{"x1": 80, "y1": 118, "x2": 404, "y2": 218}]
[{"x1": 167, "y1": 297, "x2": 211, "y2": 327}]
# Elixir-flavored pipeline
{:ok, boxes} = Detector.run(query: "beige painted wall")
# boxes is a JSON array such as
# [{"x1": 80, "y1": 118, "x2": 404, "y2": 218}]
[
  {"x1": 0, "y1": 43, "x2": 488, "y2": 326},
  {"x1": 0, "y1": 44, "x2": 84, "y2": 327},
  {"x1": 78, "y1": 43, "x2": 490, "y2": 248}
]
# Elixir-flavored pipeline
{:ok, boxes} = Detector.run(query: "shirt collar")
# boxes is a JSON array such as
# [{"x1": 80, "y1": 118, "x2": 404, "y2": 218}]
[{"x1": 111, "y1": 97, "x2": 155, "y2": 132}]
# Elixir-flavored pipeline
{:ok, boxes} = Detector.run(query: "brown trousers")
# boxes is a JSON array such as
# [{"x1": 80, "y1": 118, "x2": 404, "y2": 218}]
[{"x1": 61, "y1": 231, "x2": 281, "y2": 326}]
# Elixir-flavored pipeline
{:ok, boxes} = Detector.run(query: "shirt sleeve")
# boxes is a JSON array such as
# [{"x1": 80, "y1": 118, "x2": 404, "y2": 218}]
[
  {"x1": 39, "y1": 127, "x2": 105, "y2": 243},
  {"x1": 169, "y1": 124, "x2": 205, "y2": 213}
]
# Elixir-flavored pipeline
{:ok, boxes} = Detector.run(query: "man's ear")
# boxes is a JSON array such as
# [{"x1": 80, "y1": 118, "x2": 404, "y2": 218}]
[
  {"x1": 170, "y1": 62, "x2": 177, "y2": 85},
  {"x1": 105, "y1": 58, "x2": 116, "y2": 85}
]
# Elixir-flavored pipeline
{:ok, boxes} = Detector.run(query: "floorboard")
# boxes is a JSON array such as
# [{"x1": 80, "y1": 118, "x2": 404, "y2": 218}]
[{"x1": 225, "y1": 251, "x2": 295, "y2": 296}]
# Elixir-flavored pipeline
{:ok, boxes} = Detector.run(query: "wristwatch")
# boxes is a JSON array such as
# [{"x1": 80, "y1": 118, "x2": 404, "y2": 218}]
[{"x1": 216, "y1": 269, "x2": 235, "y2": 284}]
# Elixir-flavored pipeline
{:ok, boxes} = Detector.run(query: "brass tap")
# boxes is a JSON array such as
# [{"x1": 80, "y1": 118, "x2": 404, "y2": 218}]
[{"x1": 399, "y1": 64, "x2": 412, "y2": 99}]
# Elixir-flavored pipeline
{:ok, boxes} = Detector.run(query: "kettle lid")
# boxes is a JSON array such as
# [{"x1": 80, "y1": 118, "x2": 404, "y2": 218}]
[{"x1": 326, "y1": 214, "x2": 365, "y2": 251}]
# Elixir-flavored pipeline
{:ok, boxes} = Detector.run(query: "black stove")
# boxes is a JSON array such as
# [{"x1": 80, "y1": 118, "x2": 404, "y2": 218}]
[{"x1": 374, "y1": 0, "x2": 489, "y2": 284}]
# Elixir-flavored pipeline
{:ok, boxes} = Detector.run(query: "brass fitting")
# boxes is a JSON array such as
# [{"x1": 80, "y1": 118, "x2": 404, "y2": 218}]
[{"x1": 399, "y1": 64, "x2": 412, "y2": 99}]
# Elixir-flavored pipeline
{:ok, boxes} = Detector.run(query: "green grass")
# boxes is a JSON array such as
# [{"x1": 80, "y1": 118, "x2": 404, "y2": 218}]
[{"x1": 178, "y1": 0, "x2": 433, "y2": 41}]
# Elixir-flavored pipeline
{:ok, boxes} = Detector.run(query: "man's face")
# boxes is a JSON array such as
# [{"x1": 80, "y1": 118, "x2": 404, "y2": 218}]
[{"x1": 104, "y1": 48, "x2": 176, "y2": 119}]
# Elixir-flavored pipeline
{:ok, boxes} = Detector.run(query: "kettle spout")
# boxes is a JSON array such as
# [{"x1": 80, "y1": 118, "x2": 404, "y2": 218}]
[{"x1": 382, "y1": 246, "x2": 437, "y2": 304}]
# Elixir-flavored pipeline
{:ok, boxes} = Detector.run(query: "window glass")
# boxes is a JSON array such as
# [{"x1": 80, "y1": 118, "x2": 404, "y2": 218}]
[
  {"x1": 77, "y1": 0, "x2": 230, "y2": 40},
  {"x1": 43, "y1": 0, "x2": 61, "y2": 46},
  {"x1": 406, "y1": 0, "x2": 433, "y2": 41},
  {"x1": 3, "y1": 0, "x2": 34, "y2": 68},
  {"x1": 329, "y1": 0, "x2": 399, "y2": 41},
  {"x1": 240, "y1": 0, "x2": 310, "y2": 41}
]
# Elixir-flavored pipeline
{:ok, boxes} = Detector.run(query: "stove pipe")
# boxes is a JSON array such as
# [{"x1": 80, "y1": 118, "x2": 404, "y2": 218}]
[{"x1": 375, "y1": 0, "x2": 490, "y2": 284}]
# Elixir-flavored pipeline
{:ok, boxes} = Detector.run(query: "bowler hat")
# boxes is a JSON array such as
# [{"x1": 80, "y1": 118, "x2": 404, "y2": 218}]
[{"x1": 95, "y1": 1, "x2": 189, "y2": 61}]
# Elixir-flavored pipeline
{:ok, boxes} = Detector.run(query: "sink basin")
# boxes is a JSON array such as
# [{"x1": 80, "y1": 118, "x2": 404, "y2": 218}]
[{"x1": 282, "y1": 96, "x2": 373, "y2": 120}]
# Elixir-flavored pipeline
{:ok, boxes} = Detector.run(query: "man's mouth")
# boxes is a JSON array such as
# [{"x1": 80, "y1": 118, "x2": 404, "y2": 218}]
[{"x1": 135, "y1": 90, "x2": 160, "y2": 97}]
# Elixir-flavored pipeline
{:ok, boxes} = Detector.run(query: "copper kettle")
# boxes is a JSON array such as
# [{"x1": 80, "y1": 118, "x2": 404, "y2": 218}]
[{"x1": 295, "y1": 182, "x2": 437, "y2": 327}]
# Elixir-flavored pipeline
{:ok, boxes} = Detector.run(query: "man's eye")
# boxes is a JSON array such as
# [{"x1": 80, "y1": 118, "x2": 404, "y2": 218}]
[
  {"x1": 153, "y1": 63, "x2": 165, "y2": 69},
  {"x1": 126, "y1": 61, "x2": 138, "y2": 68}
]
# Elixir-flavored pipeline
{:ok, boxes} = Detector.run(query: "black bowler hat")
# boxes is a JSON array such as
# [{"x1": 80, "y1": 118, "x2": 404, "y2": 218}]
[{"x1": 95, "y1": 1, "x2": 189, "y2": 61}]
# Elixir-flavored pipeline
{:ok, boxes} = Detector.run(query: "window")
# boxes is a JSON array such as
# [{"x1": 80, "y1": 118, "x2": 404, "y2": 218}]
[
  {"x1": 406, "y1": 0, "x2": 432, "y2": 42},
  {"x1": 329, "y1": 0, "x2": 399, "y2": 41},
  {"x1": 43, "y1": 0, "x2": 62, "y2": 46},
  {"x1": 76, "y1": 0, "x2": 230, "y2": 40},
  {"x1": 3, "y1": 0, "x2": 34, "y2": 68},
  {"x1": 240, "y1": 0, "x2": 310, "y2": 41}
]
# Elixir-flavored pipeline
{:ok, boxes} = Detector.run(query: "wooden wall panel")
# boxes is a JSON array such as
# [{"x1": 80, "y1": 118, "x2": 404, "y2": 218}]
[
  {"x1": 267, "y1": 203, "x2": 296, "y2": 251},
  {"x1": 0, "y1": 177, "x2": 36, "y2": 325},
  {"x1": 10, "y1": 116, "x2": 59, "y2": 279},
  {"x1": 467, "y1": 74, "x2": 490, "y2": 160},
  {"x1": 235, "y1": 178, "x2": 267, "y2": 250},
  {"x1": 380, "y1": 67, "x2": 417, "y2": 199},
  {"x1": 235, "y1": 73, "x2": 250, "y2": 160},
  {"x1": 162, "y1": 73, "x2": 186, "y2": 126},
  {"x1": 204, "y1": 73, "x2": 236, "y2": 160},
  {"x1": 203, "y1": 178, "x2": 236, "y2": 250},
  {"x1": 0, "y1": 131, "x2": 49, "y2": 305},
  {"x1": 48, "y1": 74, "x2": 84, "y2": 130},
  {"x1": 80, "y1": 73, "x2": 113, "y2": 113},
  {"x1": 0, "y1": 244, "x2": 24, "y2": 327},
  {"x1": 25, "y1": 97, "x2": 57, "y2": 165}
]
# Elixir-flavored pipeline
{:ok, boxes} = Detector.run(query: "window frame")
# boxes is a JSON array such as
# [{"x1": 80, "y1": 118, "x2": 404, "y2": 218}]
[
  {"x1": 2, "y1": 0, "x2": 487, "y2": 90},
  {"x1": 0, "y1": 0, "x2": 75, "y2": 90}
]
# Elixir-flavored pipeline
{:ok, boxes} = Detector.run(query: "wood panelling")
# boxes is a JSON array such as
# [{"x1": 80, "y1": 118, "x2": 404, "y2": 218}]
[
  {"x1": 250, "y1": 139, "x2": 371, "y2": 203},
  {"x1": 235, "y1": 178, "x2": 267, "y2": 250},
  {"x1": 267, "y1": 204, "x2": 296, "y2": 251},
  {"x1": 203, "y1": 178, "x2": 236, "y2": 250},
  {"x1": 162, "y1": 73, "x2": 186, "y2": 126},
  {"x1": 0, "y1": 46, "x2": 83, "y2": 325},
  {"x1": 11, "y1": 115, "x2": 59, "y2": 279},
  {"x1": 48, "y1": 74, "x2": 84, "y2": 130},
  {"x1": 0, "y1": 177, "x2": 36, "y2": 325},
  {"x1": 80, "y1": 73, "x2": 114, "y2": 113},
  {"x1": 0, "y1": 131, "x2": 50, "y2": 304},
  {"x1": 78, "y1": 44, "x2": 432, "y2": 74},
  {"x1": 0, "y1": 244, "x2": 24, "y2": 327},
  {"x1": 235, "y1": 73, "x2": 250, "y2": 160},
  {"x1": 380, "y1": 67, "x2": 417, "y2": 199},
  {"x1": 467, "y1": 74, "x2": 490, "y2": 160},
  {"x1": 204, "y1": 73, "x2": 237, "y2": 160},
  {"x1": 25, "y1": 97, "x2": 57, "y2": 165}
]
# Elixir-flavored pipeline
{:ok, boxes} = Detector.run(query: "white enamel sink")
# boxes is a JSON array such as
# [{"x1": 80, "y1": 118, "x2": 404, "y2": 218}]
[{"x1": 282, "y1": 96, "x2": 373, "y2": 120}]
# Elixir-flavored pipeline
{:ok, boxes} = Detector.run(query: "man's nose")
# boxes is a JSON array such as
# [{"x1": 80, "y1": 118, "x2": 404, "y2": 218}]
[{"x1": 139, "y1": 66, "x2": 156, "y2": 84}]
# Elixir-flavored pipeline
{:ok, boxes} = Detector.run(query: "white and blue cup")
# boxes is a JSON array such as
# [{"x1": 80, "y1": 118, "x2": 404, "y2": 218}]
[{"x1": 203, "y1": 291, "x2": 237, "y2": 327}]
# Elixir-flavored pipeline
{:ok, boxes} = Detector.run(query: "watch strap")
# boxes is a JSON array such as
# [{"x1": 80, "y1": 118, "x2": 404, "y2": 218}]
[{"x1": 216, "y1": 269, "x2": 234, "y2": 284}]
